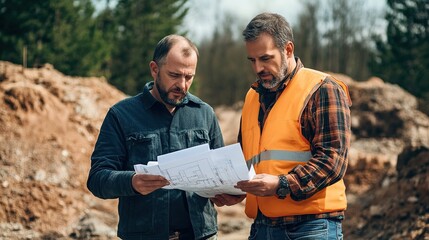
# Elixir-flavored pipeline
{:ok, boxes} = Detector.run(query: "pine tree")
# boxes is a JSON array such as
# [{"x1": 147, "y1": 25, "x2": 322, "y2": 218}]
[
  {"x1": 109, "y1": 0, "x2": 189, "y2": 95},
  {"x1": 370, "y1": 0, "x2": 429, "y2": 98},
  {"x1": 0, "y1": 0, "x2": 54, "y2": 67},
  {"x1": 0, "y1": 0, "x2": 108, "y2": 76}
]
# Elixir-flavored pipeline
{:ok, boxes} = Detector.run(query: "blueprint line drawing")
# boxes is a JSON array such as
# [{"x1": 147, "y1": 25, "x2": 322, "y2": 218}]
[{"x1": 134, "y1": 143, "x2": 255, "y2": 197}]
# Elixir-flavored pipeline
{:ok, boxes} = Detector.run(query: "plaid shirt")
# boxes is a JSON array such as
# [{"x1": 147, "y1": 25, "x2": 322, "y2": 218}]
[{"x1": 239, "y1": 58, "x2": 351, "y2": 225}]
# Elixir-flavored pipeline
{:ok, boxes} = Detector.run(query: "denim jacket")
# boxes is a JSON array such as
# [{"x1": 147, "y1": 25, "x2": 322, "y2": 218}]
[{"x1": 87, "y1": 82, "x2": 224, "y2": 239}]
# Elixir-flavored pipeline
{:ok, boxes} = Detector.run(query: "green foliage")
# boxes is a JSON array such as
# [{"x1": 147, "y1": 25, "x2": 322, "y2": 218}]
[
  {"x1": 0, "y1": 0, "x2": 53, "y2": 67},
  {"x1": 93, "y1": 6, "x2": 117, "y2": 78},
  {"x1": 0, "y1": 0, "x2": 108, "y2": 76},
  {"x1": 0, "y1": 0, "x2": 190, "y2": 95},
  {"x1": 370, "y1": 0, "x2": 429, "y2": 98},
  {"x1": 109, "y1": 0, "x2": 189, "y2": 95}
]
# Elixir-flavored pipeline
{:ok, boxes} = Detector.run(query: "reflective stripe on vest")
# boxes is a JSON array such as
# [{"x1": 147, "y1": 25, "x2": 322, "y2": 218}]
[{"x1": 246, "y1": 150, "x2": 312, "y2": 168}]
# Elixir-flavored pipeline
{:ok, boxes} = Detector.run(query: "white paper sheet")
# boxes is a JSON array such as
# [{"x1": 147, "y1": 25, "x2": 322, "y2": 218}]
[{"x1": 134, "y1": 143, "x2": 254, "y2": 197}]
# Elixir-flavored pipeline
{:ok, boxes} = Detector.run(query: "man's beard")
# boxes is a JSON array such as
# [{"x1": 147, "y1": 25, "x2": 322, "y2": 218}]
[
  {"x1": 156, "y1": 75, "x2": 186, "y2": 107},
  {"x1": 259, "y1": 55, "x2": 288, "y2": 90}
]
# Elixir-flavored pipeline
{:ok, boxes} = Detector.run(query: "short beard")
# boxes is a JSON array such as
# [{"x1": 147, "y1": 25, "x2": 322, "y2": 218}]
[
  {"x1": 156, "y1": 75, "x2": 186, "y2": 107},
  {"x1": 260, "y1": 53, "x2": 288, "y2": 90}
]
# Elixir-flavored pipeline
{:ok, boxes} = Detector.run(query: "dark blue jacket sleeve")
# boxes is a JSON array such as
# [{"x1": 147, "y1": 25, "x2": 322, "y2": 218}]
[{"x1": 87, "y1": 108, "x2": 137, "y2": 199}]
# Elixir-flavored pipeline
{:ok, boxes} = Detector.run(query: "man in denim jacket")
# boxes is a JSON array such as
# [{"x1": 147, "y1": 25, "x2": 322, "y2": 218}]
[{"x1": 87, "y1": 35, "x2": 224, "y2": 240}]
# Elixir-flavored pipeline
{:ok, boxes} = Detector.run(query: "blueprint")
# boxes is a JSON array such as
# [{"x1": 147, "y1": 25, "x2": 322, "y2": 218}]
[{"x1": 134, "y1": 143, "x2": 255, "y2": 198}]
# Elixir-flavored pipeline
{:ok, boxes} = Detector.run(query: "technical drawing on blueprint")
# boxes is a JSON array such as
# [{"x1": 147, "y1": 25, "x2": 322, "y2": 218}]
[{"x1": 134, "y1": 143, "x2": 255, "y2": 197}]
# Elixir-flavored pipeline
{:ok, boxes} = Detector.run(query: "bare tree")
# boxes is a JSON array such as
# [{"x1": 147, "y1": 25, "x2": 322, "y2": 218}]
[
  {"x1": 294, "y1": 0, "x2": 379, "y2": 81},
  {"x1": 294, "y1": 0, "x2": 321, "y2": 70},
  {"x1": 197, "y1": 12, "x2": 254, "y2": 106}
]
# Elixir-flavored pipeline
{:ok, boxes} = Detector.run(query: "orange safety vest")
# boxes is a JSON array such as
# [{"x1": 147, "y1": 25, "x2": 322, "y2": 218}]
[{"x1": 241, "y1": 68, "x2": 350, "y2": 219}]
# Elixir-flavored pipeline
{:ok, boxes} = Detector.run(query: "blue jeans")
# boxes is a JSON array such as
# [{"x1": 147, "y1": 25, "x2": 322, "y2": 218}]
[{"x1": 248, "y1": 219, "x2": 343, "y2": 240}]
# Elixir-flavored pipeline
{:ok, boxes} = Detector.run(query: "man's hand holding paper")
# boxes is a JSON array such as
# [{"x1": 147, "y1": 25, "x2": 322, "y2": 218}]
[
  {"x1": 134, "y1": 143, "x2": 254, "y2": 198},
  {"x1": 131, "y1": 173, "x2": 170, "y2": 195}
]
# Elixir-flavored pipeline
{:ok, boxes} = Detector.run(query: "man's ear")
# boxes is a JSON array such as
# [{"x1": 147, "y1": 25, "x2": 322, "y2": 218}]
[
  {"x1": 149, "y1": 61, "x2": 158, "y2": 79},
  {"x1": 285, "y1": 41, "x2": 294, "y2": 57}
]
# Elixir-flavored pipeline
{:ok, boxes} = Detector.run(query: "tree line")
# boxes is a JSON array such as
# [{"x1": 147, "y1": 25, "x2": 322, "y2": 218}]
[
  {"x1": 0, "y1": 0, "x2": 188, "y2": 95},
  {"x1": 1, "y1": 0, "x2": 428, "y2": 112}
]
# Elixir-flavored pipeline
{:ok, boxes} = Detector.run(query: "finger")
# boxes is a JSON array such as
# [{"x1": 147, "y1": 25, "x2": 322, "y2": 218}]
[
  {"x1": 236, "y1": 180, "x2": 250, "y2": 185},
  {"x1": 210, "y1": 198, "x2": 224, "y2": 207},
  {"x1": 136, "y1": 174, "x2": 167, "y2": 181},
  {"x1": 222, "y1": 194, "x2": 246, "y2": 205},
  {"x1": 139, "y1": 179, "x2": 170, "y2": 188},
  {"x1": 236, "y1": 184, "x2": 268, "y2": 195},
  {"x1": 239, "y1": 182, "x2": 260, "y2": 188},
  {"x1": 133, "y1": 179, "x2": 169, "y2": 192},
  {"x1": 216, "y1": 194, "x2": 231, "y2": 201},
  {"x1": 235, "y1": 181, "x2": 251, "y2": 188},
  {"x1": 134, "y1": 174, "x2": 169, "y2": 185},
  {"x1": 220, "y1": 194, "x2": 241, "y2": 201},
  {"x1": 235, "y1": 180, "x2": 262, "y2": 189},
  {"x1": 135, "y1": 182, "x2": 169, "y2": 195}
]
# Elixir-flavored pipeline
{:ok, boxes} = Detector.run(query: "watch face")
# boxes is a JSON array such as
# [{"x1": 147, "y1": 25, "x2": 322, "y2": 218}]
[{"x1": 277, "y1": 175, "x2": 289, "y2": 199}]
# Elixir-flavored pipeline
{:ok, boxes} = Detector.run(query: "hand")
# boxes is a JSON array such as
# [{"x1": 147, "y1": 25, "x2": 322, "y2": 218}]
[
  {"x1": 210, "y1": 194, "x2": 245, "y2": 207},
  {"x1": 132, "y1": 173, "x2": 170, "y2": 195},
  {"x1": 234, "y1": 174, "x2": 279, "y2": 197}
]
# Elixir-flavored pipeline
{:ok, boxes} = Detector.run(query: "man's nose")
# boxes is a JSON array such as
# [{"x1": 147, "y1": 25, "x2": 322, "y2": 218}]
[
  {"x1": 177, "y1": 76, "x2": 187, "y2": 92},
  {"x1": 254, "y1": 61, "x2": 264, "y2": 73}
]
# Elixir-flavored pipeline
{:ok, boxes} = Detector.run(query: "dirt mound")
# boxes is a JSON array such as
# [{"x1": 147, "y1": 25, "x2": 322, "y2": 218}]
[
  {"x1": 0, "y1": 61, "x2": 125, "y2": 239},
  {"x1": 344, "y1": 145, "x2": 429, "y2": 239},
  {"x1": 0, "y1": 61, "x2": 428, "y2": 239}
]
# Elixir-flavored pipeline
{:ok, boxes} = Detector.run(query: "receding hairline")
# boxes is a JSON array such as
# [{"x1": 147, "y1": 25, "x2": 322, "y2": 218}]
[
  {"x1": 170, "y1": 36, "x2": 198, "y2": 58},
  {"x1": 153, "y1": 34, "x2": 199, "y2": 66}
]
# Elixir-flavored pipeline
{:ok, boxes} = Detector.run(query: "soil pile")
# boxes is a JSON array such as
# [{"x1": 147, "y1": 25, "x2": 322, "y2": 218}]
[
  {"x1": 0, "y1": 61, "x2": 125, "y2": 239},
  {"x1": 0, "y1": 61, "x2": 428, "y2": 239}
]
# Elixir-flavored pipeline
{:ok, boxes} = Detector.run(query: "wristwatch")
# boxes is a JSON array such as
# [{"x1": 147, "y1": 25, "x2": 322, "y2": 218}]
[{"x1": 276, "y1": 174, "x2": 290, "y2": 199}]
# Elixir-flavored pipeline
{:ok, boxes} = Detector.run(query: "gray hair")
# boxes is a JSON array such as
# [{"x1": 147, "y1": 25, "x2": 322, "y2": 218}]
[
  {"x1": 242, "y1": 12, "x2": 294, "y2": 51},
  {"x1": 152, "y1": 34, "x2": 199, "y2": 66}
]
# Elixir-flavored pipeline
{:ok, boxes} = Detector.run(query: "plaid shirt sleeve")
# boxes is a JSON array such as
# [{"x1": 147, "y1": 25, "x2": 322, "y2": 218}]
[{"x1": 287, "y1": 77, "x2": 352, "y2": 201}]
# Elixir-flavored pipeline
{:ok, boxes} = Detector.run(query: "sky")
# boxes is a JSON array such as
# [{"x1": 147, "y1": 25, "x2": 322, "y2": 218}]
[
  {"x1": 94, "y1": 0, "x2": 386, "y2": 44},
  {"x1": 93, "y1": 0, "x2": 305, "y2": 43},
  {"x1": 182, "y1": 0, "x2": 386, "y2": 44},
  {"x1": 182, "y1": 0, "x2": 304, "y2": 43}
]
